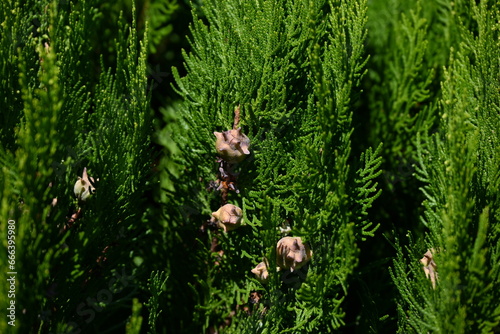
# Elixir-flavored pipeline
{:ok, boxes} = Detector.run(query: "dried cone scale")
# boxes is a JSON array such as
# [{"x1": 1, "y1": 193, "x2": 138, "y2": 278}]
[
  {"x1": 420, "y1": 248, "x2": 438, "y2": 289},
  {"x1": 276, "y1": 237, "x2": 312, "y2": 272},
  {"x1": 73, "y1": 167, "x2": 97, "y2": 202},
  {"x1": 211, "y1": 204, "x2": 243, "y2": 232},
  {"x1": 251, "y1": 261, "x2": 269, "y2": 284},
  {"x1": 214, "y1": 128, "x2": 251, "y2": 163}
]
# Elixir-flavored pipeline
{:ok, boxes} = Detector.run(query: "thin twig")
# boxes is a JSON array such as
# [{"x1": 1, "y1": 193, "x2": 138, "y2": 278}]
[{"x1": 233, "y1": 105, "x2": 240, "y2": 130}]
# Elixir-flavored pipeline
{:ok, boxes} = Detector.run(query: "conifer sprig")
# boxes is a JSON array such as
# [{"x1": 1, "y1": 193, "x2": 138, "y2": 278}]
[
  {"x1": 0, "y1": 1, "x2": 154, "y2": 332},
  {"x1": 392, "y1": 1, "x2": 500, "y2": 332},
  {"x1": 168, "y1": 0, "x2": 382, "y2": 332}
]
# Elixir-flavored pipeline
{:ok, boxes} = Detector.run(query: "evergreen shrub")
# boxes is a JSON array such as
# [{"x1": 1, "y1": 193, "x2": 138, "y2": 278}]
[{"x1": 0, "y1": 0, "x2": 498, "y2": 333}]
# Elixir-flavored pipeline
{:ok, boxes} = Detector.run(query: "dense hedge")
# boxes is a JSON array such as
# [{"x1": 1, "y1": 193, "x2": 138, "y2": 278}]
[{"x1": 1, "y1": 0, "x2": 498, "y2": 333}]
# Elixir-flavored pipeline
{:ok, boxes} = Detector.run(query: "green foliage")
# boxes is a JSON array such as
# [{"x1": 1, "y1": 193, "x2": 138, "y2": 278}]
[
  {"x1": 0, "y1": 0, "x2": 159, "y2": 332},
  {"x1": 144, "y1": 0, "x2": 179, "y2": 54},
  {"x1": 125, "y1": 298, "x2": 144, "y2": 334},
  {"x1": 354, "y1": 144, "x2": 383, "y2": 240},
  {"x1": 1, "y1": 0, "x2": 498, "y2": 333},
  {"x1": 166, "y1": 0, "x2": 382, "y2": 332},
  {"x1": 392, "y1": 1, "x2": 500, "y2": 332},
  {"x1": 366, "y1": 1, "x2": 435, "y2": 168},
  {"x1": 145, "y1": 271, "x2": 168, "y2": 333}
]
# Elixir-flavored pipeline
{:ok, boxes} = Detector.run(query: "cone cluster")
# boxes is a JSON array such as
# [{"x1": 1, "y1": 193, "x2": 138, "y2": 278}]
[
  {"x1": 210, "y1": 118, "x2": 250, "y2": 233},
  {"x1": 211, "y1": 110, "x2": 312, "y2": 286}
]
